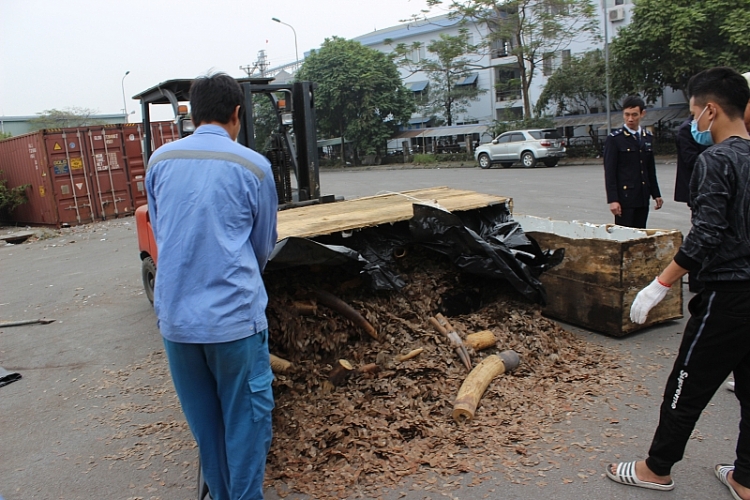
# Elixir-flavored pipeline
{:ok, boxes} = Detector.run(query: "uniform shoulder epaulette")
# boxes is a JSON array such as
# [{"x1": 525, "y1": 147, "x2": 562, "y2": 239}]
[
  {"x1": 645, "y1": 129, "x2": 653, "y2": 136},
  {"x1": 610, "y1": 129, "x2": 623, "y2": 137}
]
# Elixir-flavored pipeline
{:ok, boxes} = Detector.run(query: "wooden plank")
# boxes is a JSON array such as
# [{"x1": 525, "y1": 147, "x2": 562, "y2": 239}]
[
  {"x1": 621, "y1": 284, "x2": 683, "y2": 335},
  {"x1": 540, "y1": 274, "x2": 625, "y2": 335},
  {"x1": 541, "y1": 274, "x2": 683, "y2": 337},
  {"x1": 277, "y1": 187, "x2": 510, "y2": 240},
  {"x1": 528, "y1": 232, "x2": 623, "y2": 287},
  {"x1": 621, "y1": 232, "x2": 682, "y2": 288}
]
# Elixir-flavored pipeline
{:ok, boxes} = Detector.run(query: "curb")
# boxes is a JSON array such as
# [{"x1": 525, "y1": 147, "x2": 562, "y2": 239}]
[{"x1": 320, "y1": 155, "x2": 677, "y2": 172}]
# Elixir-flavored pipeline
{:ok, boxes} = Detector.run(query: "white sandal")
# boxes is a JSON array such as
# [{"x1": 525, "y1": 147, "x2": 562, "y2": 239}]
[
  {"x1": 605, "y1": 461, "x2": 675, "y2": 491},
  {"x1": 715, "y1": 464, "x2": 742, "y2": 500}
]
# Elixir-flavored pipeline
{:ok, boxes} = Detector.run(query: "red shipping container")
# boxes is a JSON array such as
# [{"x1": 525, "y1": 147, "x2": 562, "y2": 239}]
[
  {"x1": 150, "y1": 121, "x2": 180, "y2": 150},
  {"x1": 0, "y1": 132, "x2": 61, "y2": 226},
  {"x1": 83, "y1": 125, "x2": 133, "y2": 219},
  {"x1": 0, "y1": 126, "x2": 139, "y2": 227},
  {"x1": 120, "y1": 121, "x2": 181, "y2": 210},
  {"x1": 121, "y1": 123, "x2": 148, "y2": 209}
]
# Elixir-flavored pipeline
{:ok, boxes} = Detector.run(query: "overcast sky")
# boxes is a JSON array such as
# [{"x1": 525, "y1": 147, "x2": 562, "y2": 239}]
[{"x1": 0, "y1": 0, "x2": 435, "y2": 120}]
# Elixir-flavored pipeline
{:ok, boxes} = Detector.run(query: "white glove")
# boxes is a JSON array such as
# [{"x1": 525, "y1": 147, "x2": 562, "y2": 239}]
[{"x1": 630, "y1": 278, "x2": 671, "y2": 324}]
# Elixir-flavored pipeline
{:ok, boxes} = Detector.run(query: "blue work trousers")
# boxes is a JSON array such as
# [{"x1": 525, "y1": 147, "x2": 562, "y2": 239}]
[{"x1": 163, "y1": 331, "x2": 274, "y2": 500}]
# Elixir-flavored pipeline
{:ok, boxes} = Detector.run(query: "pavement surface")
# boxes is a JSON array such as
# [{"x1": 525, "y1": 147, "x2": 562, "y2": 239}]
[{"x1": 1, "y1": 158, "x2": 742, "y2": 500}]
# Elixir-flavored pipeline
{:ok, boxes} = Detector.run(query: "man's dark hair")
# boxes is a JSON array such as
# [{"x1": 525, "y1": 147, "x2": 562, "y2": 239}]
[
  {"x1": 688, "y1": 67, "x2": 750, "y2": 119},
  {"x1": 622, "y1": 95, "x2": 646, "y2": 112},
  {"x1": 189, "y1": 73, "x2": 244, "y2": 126}
]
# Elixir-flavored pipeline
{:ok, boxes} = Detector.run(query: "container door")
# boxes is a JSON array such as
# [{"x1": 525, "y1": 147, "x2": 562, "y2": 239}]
[
  {"x1": 45, "y1": 130, "x2": 96, "y2": 224},
  {"x1": 84, "y1": 126, "x2": 134, "y2": 220},
  {"x1": 151, "y1": 121, "x2": 180, "y2": 152},
  {"x1": 121, "y1": 123, "x2": 148, "y2": 209}
]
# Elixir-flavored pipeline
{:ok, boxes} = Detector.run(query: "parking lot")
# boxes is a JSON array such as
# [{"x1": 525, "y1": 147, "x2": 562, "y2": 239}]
[{"x1": 1, "y1": 159, "x2": 742, "y2": 500}]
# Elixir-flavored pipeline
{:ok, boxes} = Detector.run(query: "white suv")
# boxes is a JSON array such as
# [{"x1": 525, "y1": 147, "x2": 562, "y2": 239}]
[{"x1": 475, "y1": 129, "x2": 566, "y2": 169}]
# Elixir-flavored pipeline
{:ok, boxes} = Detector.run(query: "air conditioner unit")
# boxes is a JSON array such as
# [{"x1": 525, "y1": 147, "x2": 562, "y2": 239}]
[{"x1": 608, "y1": 6, "x2": 626, "y2": 22}]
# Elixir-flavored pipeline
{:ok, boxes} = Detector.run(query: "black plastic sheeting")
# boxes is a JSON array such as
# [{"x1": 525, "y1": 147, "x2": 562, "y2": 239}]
[{"x1": 266, "y1": 203, "x2": 564, "y2": 305}]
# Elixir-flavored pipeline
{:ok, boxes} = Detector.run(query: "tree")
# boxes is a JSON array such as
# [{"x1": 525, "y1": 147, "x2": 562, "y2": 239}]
[
  {"x1": 28, "y1": 107, "x2": 104, "y2": 130},
  {"x1": 611, "y1": 0, "x2": 750, "y2": 101},
  {"x1": 0, "y1": 172, "x2": 30, "y2": 216},
  {"x1": 390, "y1": 30, "x2": 487, "y2": 126},
  {"x1": 536, "y1": 49, "x2": 606, "y2": 115},
  {"x1": 424, "y1": 0, "x2": 600, "y2": 118},
  {"x1": 297, "y1": 37, "x2": 415, "y2": 164},
  {"x1": 0, "y1": 131, "x2": 11, "y2": 140},
  {"x1": 251, "y1": 94, "x2": 280, "y2": 153}
]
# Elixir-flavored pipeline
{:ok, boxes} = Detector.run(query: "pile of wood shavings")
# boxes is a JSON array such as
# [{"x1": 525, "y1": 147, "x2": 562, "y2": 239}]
[{"x1": 263, "y1": 249, "x2": 631, "y2": 499}]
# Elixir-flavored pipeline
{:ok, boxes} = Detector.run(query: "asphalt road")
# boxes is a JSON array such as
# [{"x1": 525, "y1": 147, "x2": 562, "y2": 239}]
[{"x1": 1, "y1": 159, "x2": 741, "y2": 500}]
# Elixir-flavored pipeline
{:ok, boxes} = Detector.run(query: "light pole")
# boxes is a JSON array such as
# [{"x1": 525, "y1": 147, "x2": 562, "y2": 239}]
[
  {"x1": 271, "y1": 17, "x2": 299, "y2": 68},
  {"x1": 601, "y1": 0, "x2": 611, "y2": 135},
  {"x1": 121, "y1": 70, "x2": 130, "y2": 123}
]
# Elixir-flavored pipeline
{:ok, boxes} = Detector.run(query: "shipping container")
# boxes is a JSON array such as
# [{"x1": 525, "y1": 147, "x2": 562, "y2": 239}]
[
  {"x1": 1, "y1": 121, "x2": 186, "y2": 226},
  {"x1": 120, "y1": 121, "x2": 180, "y2": 210},
  {"x1": 150, "y1": 121, "x2": 180, "y2": 150},
  {"x1": 121, "y1": 123, "x2": 148, "y2": 209},
  {"x1": 83, "y1": 125, "x2": 133, "y2": 219},
  {"x1": 1, "y1": 125, "x2": 151, "y2": 226},
  {"x1": 0, "y1": 131, "x2": 61, "y2": 226}
]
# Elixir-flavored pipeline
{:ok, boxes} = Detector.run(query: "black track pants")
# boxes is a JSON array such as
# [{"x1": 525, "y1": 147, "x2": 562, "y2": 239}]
[{"x1": 646, "y1": 289, "x2": 750, "y2": 487}]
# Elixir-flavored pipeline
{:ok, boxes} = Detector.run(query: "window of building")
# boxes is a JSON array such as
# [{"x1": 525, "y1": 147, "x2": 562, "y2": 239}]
[
  {"x1": 543, "y1": 52, "x2": 554, "y2": 76},
  {"x1": 407, "y1": 81, "x2": 430, "y2": 104},
  {"x1": 615, "y1": 0, "x2": 624, "y2": 4},
  {"x1": 411, "y1": 45, "x2": 427, "y2": 63},
  {"x1": 561, "y1": 49, "x2": 571, "y2": 66},
  {"x1": 491, "y1": 38, "x2": 512, "y2": 58},
  {"x1": 544, "y1": 0, "x2": 570, "y2": 15},
  {"x1": 456, "y1": 73, "x2": 478, "y2": 88}
]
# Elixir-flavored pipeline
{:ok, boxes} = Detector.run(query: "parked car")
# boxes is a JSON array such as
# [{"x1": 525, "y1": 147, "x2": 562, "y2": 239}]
[{"x1": 475, "y1": 129, "x2": 566, "y2": 169}]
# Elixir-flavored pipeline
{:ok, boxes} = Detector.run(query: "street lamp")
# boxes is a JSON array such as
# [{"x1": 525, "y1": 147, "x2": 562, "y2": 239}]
[
  {"x1": 601, "y1": 0, "x2": 611, "y2": 135},
  {"x1": 121, "y1": 70, "x2": 131, "y2": 123},
  {"x1": 272, "y1": 17, "x2": 299, "y2": 68}
]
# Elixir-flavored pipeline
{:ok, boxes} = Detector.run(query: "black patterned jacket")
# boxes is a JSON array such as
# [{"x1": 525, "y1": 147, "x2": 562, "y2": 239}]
[{"x1": 674, "y1": 137, "x2": 750, "y2": 286}]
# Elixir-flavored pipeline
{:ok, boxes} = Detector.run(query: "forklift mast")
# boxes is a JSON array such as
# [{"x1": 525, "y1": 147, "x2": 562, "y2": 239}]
[{"x1": 132, "y1": 77, "x2": 326, "y2": 207}]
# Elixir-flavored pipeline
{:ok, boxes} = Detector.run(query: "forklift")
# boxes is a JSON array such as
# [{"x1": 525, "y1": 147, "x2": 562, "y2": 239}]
[
  {"x1": 132, "y1": 77, "x2": 335, "y2": 500},
  {"x1": 134, "y1": 77, "x2": 336, "y2": 303}
]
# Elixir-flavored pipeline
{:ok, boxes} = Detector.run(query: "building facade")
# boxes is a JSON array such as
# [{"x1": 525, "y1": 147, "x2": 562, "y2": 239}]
[{"x1": 350, "y1": 0, "x2": 686, "y2": 142}]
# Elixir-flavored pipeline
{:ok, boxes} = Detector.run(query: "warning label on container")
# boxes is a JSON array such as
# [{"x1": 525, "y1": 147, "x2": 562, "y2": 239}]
[
  {"x1": 53, "y1": 142, "x2": 62, "y2": 151},
  {"x1": 70, "y1": 158, "x2": 83, "y2": 170},
  {"x1": 76, "y1": 183, "x2": 84, "y2": 191},
  {"x1": 94, "y1": 153, "x2": 108, "y2": 171},
  {"x1": 53, "y1": 159, "x2": 69, "y2": 174},
  {"x1": 39, "y1": 186, "x2": 46, "y2": 197}
]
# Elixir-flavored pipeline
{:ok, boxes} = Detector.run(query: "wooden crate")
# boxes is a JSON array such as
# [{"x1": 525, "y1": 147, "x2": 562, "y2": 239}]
[{"x1": 515, "y1": 215, "x2": 683, "y2": 337}]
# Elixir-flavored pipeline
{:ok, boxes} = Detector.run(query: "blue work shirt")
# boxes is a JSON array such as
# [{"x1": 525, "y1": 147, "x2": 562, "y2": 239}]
[{"x1": 145, "y1": 124, "x2": 278, "y2": 344}]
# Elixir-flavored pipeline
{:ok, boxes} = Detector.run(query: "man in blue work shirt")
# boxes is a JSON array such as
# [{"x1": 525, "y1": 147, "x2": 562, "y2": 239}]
[{"x1": 146, "y1": 73, "x2": 278, "y2": 500}]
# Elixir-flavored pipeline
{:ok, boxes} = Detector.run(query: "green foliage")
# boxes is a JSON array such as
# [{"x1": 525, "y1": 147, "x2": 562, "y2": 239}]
[
  {"x1": 413, "y1": 152, "x2": 473, "y2": 163},
  {"x1": 390, "y1": 30, "x2": 487, "y2": 125},
  {"x1": 611, "y1": 0, "x2": 750, "y2": 101},
  {"x1": 297, "y1": 37, "x2": 416, "y2": 165},
  {"x1": 0, "y1": 131, "x2": 11, "y2": 140},
  {"x1": 424, "y1": 0, "x2": 600, "y2": 117},
  {"x1": 0, "y1": 172, "x2": 30, "y2": 215},
  {"x1": 536, "y1": 50, "x2": 606, "y2": 115},
  {"x1": 251, "y1": 94, "x2": 280, "y2": 153},
  {"x1": 28, "y1": 108, "x2": 104, "y2": 130},
  {"x1": 413, "y1": 153, "x2": 439, "y2": 164},
  {"x1": 490, "y1": 114, "x2": 555, "y2": 136}
]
